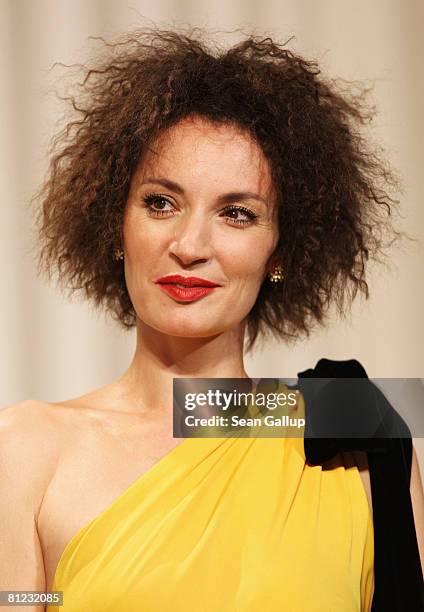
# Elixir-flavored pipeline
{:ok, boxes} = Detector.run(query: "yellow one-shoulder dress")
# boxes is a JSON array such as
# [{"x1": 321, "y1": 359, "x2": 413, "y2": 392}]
[{"x1": 48, "y1": 413, "x2": 374, "y2": 611}]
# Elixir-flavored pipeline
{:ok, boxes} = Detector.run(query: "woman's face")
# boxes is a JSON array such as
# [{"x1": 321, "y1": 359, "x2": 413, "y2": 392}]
[{"x1": 123, "y1": 115, "x2": 279, "y2": 339}]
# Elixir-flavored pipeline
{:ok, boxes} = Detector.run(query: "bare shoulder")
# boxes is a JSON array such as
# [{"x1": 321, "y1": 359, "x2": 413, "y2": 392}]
[
  {"x1": 0, "y1": 399, "x2": 62, "y2": 447},
  {"x1": 0, "y1": 400, "x2": 71, "y2": 591},
  {"x1": 0, "y1": 399, "x2": 85, "y2": 500},
  {"x1": 0, "y1": 398, "x2": 68, "y2": 446},
  {"x1": 1, "y1": 398, "x2": 60, "y2": 426},
  {"x1": 0, "y1": 392, "x2": 144, "y2": 486},
  {"x1": 0, "y1": 400, "x2": 65, "y2": 505},
  {"x1": 0, "y1": 397, "x2": 93, "y2": 440}
]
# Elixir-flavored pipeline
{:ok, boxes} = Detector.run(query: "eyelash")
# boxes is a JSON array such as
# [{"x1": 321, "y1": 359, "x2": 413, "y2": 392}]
[{"x1": 142, "y1": 193, "x2": 259, "y2": 227}]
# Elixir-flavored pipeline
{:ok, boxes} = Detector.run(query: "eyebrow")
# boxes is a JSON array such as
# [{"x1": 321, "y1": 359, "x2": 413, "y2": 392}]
[{"x1": 141, "y1": 176, "x2": 268, "y2": 207}]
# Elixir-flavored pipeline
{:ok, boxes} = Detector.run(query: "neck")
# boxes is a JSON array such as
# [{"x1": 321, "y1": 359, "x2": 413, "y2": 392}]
[{"x1": 110, "y1": 319, "x2": 251, "y2": 418}]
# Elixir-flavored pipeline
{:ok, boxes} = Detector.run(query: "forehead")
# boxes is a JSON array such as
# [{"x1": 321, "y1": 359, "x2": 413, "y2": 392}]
[{"x1": 136, "y1": 116, "x2": 274, "y2": 197}]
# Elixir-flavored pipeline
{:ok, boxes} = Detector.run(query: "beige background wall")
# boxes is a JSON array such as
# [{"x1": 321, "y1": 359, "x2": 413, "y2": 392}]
[{"x1": 1, "y1": 0, "x2": 423, "y2": 466}]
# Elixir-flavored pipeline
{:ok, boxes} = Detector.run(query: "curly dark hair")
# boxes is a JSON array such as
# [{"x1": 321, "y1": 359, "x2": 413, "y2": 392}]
[{"x1": 32, "y1": 26, "x2": 409, "y2": 353}]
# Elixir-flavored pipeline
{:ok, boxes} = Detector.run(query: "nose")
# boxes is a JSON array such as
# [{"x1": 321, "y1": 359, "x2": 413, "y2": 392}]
[{"x1": 168, "y1": 210, "x2": 214, "y2": 266}]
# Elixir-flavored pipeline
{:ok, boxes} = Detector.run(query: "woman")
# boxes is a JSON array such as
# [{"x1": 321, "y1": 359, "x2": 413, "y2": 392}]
[{"x1": 1, "y1": 28, "x2": 423, "y2": 611}]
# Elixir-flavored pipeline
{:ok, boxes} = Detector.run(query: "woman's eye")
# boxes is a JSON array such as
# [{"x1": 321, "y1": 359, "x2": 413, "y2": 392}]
[
  {"x1": 142, "y1": 195, "x2": 258, "y2": 227},
  {"x1": 142, "y1": 194, "x2": 175, "y2": 216},
  {"x1": 221, "y1": 206, "x2": 259, "y2": 227}
]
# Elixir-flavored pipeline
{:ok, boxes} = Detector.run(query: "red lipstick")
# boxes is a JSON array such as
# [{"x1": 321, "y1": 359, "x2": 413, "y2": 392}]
[{"x1": 155, "y1": 274, "x2": 221, "y2": 302}]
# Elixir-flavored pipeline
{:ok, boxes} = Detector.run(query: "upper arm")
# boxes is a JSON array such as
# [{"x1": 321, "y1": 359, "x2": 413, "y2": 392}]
[
  {"x1": 410, "y1": 442, "x2": 424, "y2": 576},
  {"x1": 0, "y1": 401, "x2": 51, "y2": 611}
]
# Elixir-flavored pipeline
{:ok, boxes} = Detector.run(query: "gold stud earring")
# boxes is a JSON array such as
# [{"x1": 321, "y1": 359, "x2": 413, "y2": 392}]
[
  {"x1": 268, "y1": 264, "x2": 284, "y2": 283},
  {"x1": 113, "y1": 248, "x2": 124, "y2": 261}
]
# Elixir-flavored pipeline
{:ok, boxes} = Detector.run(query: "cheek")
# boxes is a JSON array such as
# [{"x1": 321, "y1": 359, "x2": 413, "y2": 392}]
[
  {"x1": 221, "y1": 237, "x2": 270, "y2": 280},
  {"x1": 124, "y1": 216, "x2": 165, "y2": 262},
  {"x1": 122, "y1": 220, "x2": 161, "y2": 300}
]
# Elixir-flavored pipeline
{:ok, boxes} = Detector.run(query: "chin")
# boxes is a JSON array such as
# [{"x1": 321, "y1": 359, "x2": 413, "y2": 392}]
[
  {"x1": 143, "y1": 315, "x2": 228, "y2": 338},
  {"x1": 162, "y1": 323, "x2": 223, "y2": 338}
]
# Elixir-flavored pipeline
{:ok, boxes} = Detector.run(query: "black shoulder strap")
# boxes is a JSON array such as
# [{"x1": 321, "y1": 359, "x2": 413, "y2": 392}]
[
  {"x1": 297, "y1": 358, "x2": 424, "y2": 611},
  {"x1": 368, "y1": 436, "x2": 423, "y2": 610}
]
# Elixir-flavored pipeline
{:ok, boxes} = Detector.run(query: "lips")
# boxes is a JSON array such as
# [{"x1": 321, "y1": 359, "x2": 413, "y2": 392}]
[
  {"x1": 158, "y1": 284, "x2": 218, "y2": 302},
  {"x1": 156, "y1": 274, "x2": 221, "y2": 288}
]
